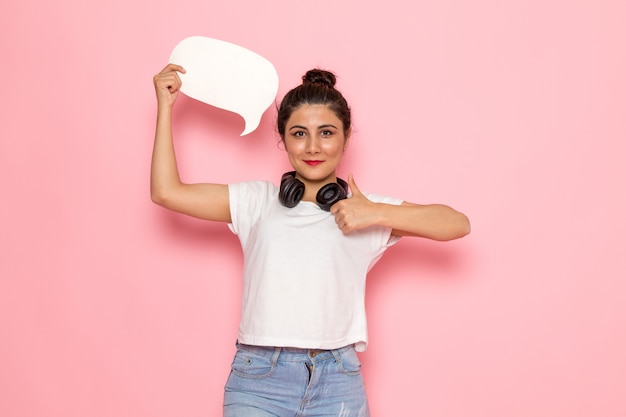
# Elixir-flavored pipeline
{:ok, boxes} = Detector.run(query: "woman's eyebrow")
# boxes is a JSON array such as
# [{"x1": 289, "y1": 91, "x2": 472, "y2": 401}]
[{"x1": 288, "y1": 123, "x2": 338, "y2": 131}]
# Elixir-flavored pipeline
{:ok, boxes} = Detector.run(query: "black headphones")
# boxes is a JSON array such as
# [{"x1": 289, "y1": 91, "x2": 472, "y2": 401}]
[{"x1": 278, "y1": 171, "x2": 348, "y2": 211}]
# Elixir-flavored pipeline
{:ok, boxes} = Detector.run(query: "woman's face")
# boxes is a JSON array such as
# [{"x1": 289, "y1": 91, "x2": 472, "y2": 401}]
[{"x1": 282, "y1": 104, "x2": 350, "y2": 186}]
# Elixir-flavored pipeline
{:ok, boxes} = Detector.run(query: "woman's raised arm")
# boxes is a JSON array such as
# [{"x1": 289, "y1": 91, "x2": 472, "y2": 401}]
[{"x1": 150, "y1": 64, "x2": 231, "y2": 222}]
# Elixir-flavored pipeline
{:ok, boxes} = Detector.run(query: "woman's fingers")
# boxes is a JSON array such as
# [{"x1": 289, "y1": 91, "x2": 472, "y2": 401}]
[{"x1": 153, "y1": 64, "x2": 186, "y2": 102}]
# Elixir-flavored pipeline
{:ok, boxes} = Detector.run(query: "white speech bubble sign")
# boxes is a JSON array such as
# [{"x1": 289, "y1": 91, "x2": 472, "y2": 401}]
[{"x1": 169, "y1": 36, "x2": 279, "y2": 136}]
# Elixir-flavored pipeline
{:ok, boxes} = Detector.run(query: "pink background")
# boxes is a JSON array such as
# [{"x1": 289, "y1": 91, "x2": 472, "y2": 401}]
[{"x1": 1, "y1": 0, "x2": 625, "y2": 416}]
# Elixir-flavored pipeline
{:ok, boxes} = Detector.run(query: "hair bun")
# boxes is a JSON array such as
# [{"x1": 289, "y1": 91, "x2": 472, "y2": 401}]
[{"x1": 302, "y1": 69, "x2": 336, "y2": 88}]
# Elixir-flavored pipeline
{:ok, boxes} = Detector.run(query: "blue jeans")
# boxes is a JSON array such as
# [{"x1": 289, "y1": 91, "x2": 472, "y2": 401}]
[{"x1": 223, "y1": 343, "x2": 370, "y2": 417}]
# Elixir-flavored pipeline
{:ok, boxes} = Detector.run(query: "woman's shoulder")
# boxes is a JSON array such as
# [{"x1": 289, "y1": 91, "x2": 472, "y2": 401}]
[
  {"x1": 229, "y1": 179, "x2": 277, "y2": 190},
  {"x1": 363, "y1": 192, "x2": 404, "y2": 206},
  {"x1": 229, "y1": 179, "x2": 279, "y2": 200}
]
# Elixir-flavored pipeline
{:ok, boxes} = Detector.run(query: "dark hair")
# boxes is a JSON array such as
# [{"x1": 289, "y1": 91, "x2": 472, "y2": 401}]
[{"x1": 277, "y1": 69, "x2": 351, "y2": 138}]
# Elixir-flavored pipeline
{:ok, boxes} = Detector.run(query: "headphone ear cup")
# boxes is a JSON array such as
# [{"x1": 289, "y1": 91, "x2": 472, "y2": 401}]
[
  {"x1": 279, "y1": 171, "x2": 305, "y2": 208},
  {"x1": 316, "y1": 178, "x2": 348, "y2": 211}
]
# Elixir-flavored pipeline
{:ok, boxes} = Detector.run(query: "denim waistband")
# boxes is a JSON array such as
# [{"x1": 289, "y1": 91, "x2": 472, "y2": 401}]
[{"x1": 235, "y1": 342, "x2": 355, "y2": 363}]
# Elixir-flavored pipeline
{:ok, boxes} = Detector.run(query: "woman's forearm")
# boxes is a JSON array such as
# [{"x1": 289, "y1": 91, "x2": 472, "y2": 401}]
[
  {"x1": 150, "y1": 105, "x2": 183, "y2": 205},
  {"x1": 383, "y1": 202, "x2": 470, "y2": 240}
]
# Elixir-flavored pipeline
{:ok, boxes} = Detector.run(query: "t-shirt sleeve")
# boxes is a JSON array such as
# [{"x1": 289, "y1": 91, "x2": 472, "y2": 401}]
[
  {"x1": 364, "y1": 193, "x2": 405, "y2": 248},
  {"x1": 228, "y1": 181, "x2": 276, "y2": 237}
]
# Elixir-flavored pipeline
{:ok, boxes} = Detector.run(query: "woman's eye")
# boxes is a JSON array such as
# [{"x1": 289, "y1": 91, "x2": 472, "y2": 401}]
[
  {"x1": 320, "y1": 130, "x2": 333, "y2": 137},
  {"x1": 293, "y1": 131, "x2": 306, "y2": 138}
]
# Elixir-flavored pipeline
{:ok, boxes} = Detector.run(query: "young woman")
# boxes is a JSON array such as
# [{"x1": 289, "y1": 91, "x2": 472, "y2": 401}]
[{"x1": 151, "y1": 63, "x2": 470, "y2": 417}]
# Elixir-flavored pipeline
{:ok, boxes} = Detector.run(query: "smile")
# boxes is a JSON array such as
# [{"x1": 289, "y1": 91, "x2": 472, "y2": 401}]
[{"x1": 304, "y1": 160, "x2": 323, "y2": 166}]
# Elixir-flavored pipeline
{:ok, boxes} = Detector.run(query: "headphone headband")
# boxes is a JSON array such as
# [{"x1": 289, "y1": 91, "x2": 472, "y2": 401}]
[{"x1": 278, "y1": 171, "x2": 348, "y2": 211}]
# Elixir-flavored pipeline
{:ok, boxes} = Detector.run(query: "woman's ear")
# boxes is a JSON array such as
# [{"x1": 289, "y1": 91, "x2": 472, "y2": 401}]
[{"x1": 343, "y1": 128, "x2": 352, "y2": 151}]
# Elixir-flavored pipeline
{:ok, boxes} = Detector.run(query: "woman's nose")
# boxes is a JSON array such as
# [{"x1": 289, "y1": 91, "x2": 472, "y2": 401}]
[{"x1": 306, "y1": 136, "x2": 321, "y2": 153}]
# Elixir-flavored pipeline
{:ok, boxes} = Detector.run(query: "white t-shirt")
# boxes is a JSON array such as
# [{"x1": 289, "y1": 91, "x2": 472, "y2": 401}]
[{"x1": 228, "y1": 180, "x2": 402, "y2": 352}]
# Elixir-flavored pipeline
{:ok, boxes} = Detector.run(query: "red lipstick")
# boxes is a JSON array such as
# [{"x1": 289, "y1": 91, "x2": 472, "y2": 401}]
[{"x1": 304, "y1": 160, "x2": 323, "y2": 166}]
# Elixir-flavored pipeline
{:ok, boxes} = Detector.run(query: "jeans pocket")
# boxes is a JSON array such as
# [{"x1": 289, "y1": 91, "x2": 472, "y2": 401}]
[
  {"x1": 338, "y1": 348, "x2": 362, "y2": 376},
  {"x1": 230, "y1": 351, "x2": 276, "y2": 379}
]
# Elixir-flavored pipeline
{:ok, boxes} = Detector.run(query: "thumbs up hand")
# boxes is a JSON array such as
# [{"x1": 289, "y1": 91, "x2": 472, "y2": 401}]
[{"x1": 330, "y1": 174, "x2": 380, "y2": 234}]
